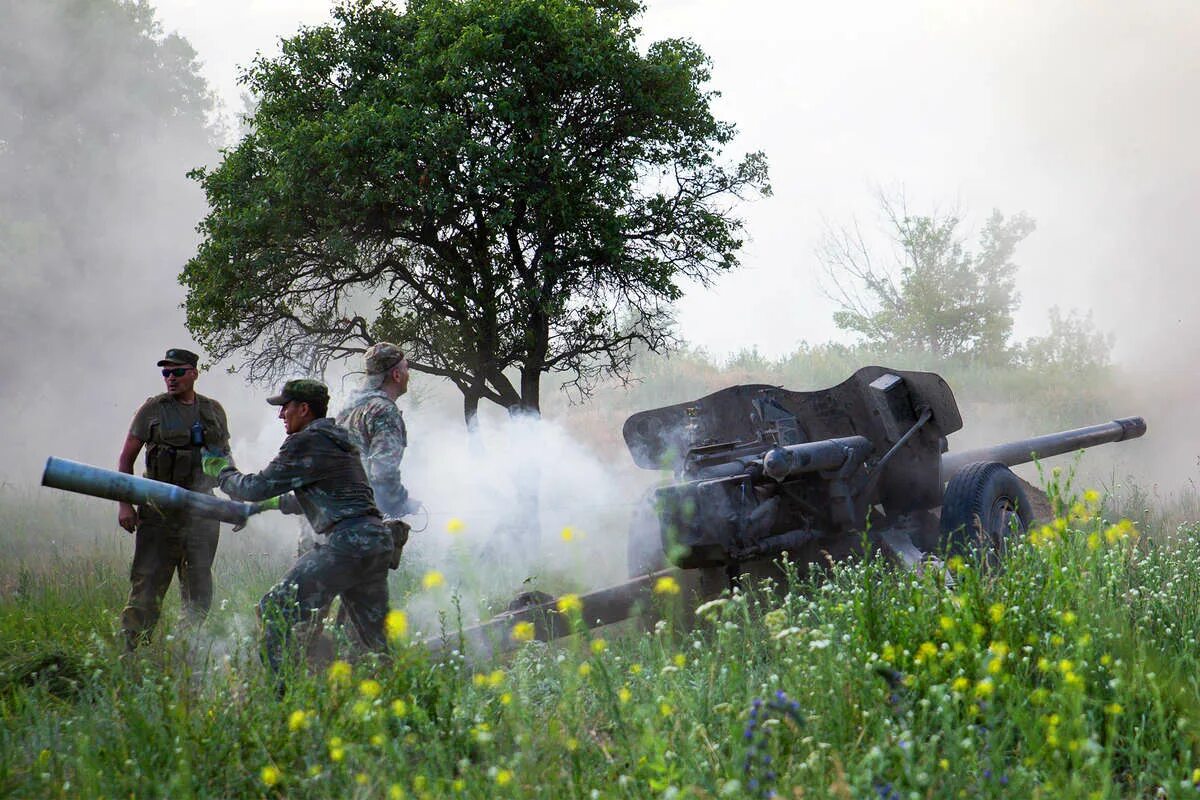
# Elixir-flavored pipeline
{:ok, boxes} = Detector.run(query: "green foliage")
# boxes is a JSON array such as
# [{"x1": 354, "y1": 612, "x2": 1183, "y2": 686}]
[
  {"x1": 820, "y1": 193, "x2": 1035, "y2": 362},
  {"x1": 1018, "y1": 305, "x2": 1115, "y2": 373},
  {"x1": 182, "y1": 0, "x2": 769, "y2": 420},
  {"x1": 4, "y1": 486, "x2": 1200, "y2": 797}
]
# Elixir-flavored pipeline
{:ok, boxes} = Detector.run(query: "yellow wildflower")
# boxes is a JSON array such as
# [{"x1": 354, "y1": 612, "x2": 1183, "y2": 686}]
[
  {"x1": 371, "y1": 733, "x2": 386, "y2": 747},
  {"x1": 591, "y1": 638, "x2": 607, "y2": 654},
  {"x1": 915, "y1": 641, "x2": 938, "y2": 664},
  {"x1": 391, "y1": 698, "x2": 408, "y2": 717},
  {"x1": 560, "y1": 526, "x2": 576, "y2": 542},
  {"x1": 1084, "y1": 488, "x2": 1101, "y2": 506},
  {"x1": 500, "y1": 692, "x2": 512, "y2": 705},
  {"x1": 938, "y1": 615, "x2": 955, "y2": 633},
  {"x1": 445, "y1": 517, "x2": 465, "y2": 534},
  {"x1": 557, "y1": 594, "x2": 582, "y2": 614},
  {"x1": 353, "y1": 700, "x2": 371, "y2": 717},
  {"x1": 1100, "y1": 654, "x2": 1113, "y2": 666},
  {"x1": 1061, "y1": 611, "x2": 1077, "y2": 626},
  {"x1": 951, "y1": 676, "x2": 970, "y2": 693},
  {"x1": 578, "y1": 662, "x2": 592, "y2": 677},
  {"x1": 988, "y1": 603, "x2": 1005, "y2": 623},
  {"x1": 939, "y1": 759, "x2": 949, "y2": 770},
  {"x1": 1105, "y1": 703, "x2": 1123, "y2": 715},
  {"x1": 630, "y1": 664, "x2": 643, "y2": 675},
  {"x1": 618, "y1": 686, "x2": 632, "y2": 703},
  {"x1": 654, "y1": 575, "x2": 681, "y2": 596},
  {"x1": 356, "y1": 772, "x2": 369, "y2": 785},
  {"x1": 487, "y1": 669, "x2": 505, "y2": 687},
  {"x1": 359, "y1": 679, "x2": 383, "y2": 699},
  {"x1": 511, "y1": 621, "x2": 535, "y2": 642},
  {"x1": 881, "y1": 644, "x2": 897, "y2": 663},
  {"x1": 495, "y1": 769, "x2": 513, "y2": 787},
  {"x1": 453, "y1": 779, "x2": 465, "y2": 792},
  {"x1": 327, "y1": 660, "x2": 352, "y2": 687},
  {"x1": 389, "y1": 785, "x2": 406, "y2": 800},
  {"x1": 422, "y1": 570, "x2": 445, "y2": 589},
  {"x1": 974, "y1": 678, "x2": 995, "y2": 698},
  {"x1": 473, "y1": 673, "x2": 488, "y2": 688},
  {"x1": 413, "y1": 776, "x2": 428, "y2": 792},
  {"x1": 385, "y1": 609, "x2": 409, "y2": 641},
  {"x1": 1087, "y1": 532, "x2": 1101, "y2": 550},
  {"x1": 659, "y1": 702, "x2": 674, "y2": 717},
  {"x1": 566, "y1": 737, "x2": 579, "y2": 752},
  {"x1": 287, "y1": 709, "x2": 310, "y2": 732},
  {"x1": 947, "y1": 556, "x2": 965, "y2": 572},
  {"x1": 1058, "y1": 659, "x2": 1074, "y2": 673},
  {"x1": 330, "y1": 746, "x2": 345, "y2": 763},
  {"x1": 261, "y1": 765, "x2": 281, "y2": 787},
  {"x1": 673, "y1": 653, "x2": 686, "y2": 667},
  {"x1": 1105, "y1": 519, "x2": 1137, "y2": 544}
]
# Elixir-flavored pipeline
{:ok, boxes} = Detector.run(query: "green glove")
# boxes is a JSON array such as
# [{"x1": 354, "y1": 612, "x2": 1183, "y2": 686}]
[
  {"x1": 202, "y1": 454, "x2": 231, "y2": 478},
  {"x1": 258, "y1": 495, "x2": 282, "y2": 511}
]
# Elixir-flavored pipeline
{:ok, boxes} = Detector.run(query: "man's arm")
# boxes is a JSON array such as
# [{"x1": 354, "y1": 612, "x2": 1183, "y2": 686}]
[
  {"x1": 117, "y1": 434, "x2": 144, "y2": 533},
  {"x1": 364, "y1": 407, "x2": 411, "y2": 517},
  {"x1": 216, "y1": 438, "x2": 313, "y2": 503}
]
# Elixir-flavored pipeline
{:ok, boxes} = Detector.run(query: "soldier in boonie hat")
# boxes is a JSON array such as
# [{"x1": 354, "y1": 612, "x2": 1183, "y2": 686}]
[{"x1": 364, "y1": 342, "x2": 406, "y2": 375}]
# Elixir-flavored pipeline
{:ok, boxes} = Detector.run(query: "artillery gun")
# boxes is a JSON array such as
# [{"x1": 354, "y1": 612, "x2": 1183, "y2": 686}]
[{"x1": 432, "y1": 366, "x2": 1145, "y2": 662}]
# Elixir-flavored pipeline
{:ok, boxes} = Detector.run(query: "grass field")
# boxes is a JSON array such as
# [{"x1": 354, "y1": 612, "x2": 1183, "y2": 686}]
[{"x1": 4, "y1": 475, "x2": 1200, "y2": 799}]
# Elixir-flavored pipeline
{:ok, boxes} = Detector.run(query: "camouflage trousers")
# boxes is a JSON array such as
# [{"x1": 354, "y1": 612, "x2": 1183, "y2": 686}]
[
  {"x1": 120, "y1": 506, "x2": 220, "y2": 650},
  {"x1": 258, "y1": 545, "x2": 391, "y2": 675}
]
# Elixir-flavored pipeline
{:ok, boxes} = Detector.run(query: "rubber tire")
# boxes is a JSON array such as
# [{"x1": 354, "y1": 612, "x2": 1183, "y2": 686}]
[{"x1": 939, "y1": 461, "x2": 1032, "y2": 560}]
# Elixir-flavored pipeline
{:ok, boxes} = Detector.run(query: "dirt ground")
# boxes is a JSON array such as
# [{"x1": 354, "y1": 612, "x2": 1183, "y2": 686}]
[{"x1": 1018, "y1": 476, "x2": 1055, "y2": 524}]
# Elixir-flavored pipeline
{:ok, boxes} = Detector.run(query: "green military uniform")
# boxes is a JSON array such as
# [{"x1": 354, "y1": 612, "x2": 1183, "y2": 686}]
[
  {"x1": 121, "y1": 391, "x2": 229, "y2": 648},
  {"x1": 215, "y1": 380, "x2": 393, "y2": 675},
  {"x1": 337, "y1": 386, "x2": 412, "y2": 518}
]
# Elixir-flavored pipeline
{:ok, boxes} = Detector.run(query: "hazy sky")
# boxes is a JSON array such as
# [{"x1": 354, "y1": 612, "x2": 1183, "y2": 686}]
[{"x1": 152, "y1": 0, "x2": 1200, "y2": 365}]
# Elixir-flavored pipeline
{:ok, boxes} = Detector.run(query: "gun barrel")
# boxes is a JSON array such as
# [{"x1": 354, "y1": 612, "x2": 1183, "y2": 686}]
[
  {"x1": 41, "y1": 456, "x2": 255, "y2": 525},
  {"x1": 941, "y1": 417, "x2": 1146, "y2": 483}
]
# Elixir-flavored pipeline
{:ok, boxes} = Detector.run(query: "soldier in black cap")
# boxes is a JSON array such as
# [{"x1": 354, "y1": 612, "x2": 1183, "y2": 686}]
[
  {"x1": 116, "y1": 348, "x2": 231, "y2": 652},
  {"x1": 202, "y1": 379, "x2": 397, "y2": 679}
]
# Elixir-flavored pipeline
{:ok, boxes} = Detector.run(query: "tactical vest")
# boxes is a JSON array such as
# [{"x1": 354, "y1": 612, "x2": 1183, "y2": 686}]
[{"x1": 142, "y1": 394, "x2": 226, "y2": 490}]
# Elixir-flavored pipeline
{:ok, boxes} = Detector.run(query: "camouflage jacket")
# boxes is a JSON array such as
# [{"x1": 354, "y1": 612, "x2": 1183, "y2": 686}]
[
  {"x1": 217, "y1": 418, "x2": 390, "y2": 557},
  {"x1": 336, "y1": 388, "x2": 411, "y2": 518}
]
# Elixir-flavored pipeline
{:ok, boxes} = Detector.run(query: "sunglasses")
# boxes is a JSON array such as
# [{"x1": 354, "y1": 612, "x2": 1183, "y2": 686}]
[{"x1": 161, "y1": 367, "x2": 193, "y2": 378}]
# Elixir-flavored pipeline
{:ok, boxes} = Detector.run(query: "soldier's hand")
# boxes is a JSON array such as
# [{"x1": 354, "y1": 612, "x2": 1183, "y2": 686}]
[
  {"x1": 202, "y1": 454, "x2": 231, "y2": 478},
  {"x1": 118, "y1": 502, "x2": 138, "y2": 533},
  {"x1": 256, "y1": 495, "x2": 282, "y2": 512}
]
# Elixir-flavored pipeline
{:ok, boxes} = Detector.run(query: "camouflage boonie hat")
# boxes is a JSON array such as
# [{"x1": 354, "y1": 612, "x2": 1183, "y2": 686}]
[
  {"x1": 266, "y1": 379, "x2": 330, "y2": 407},
  {"x1": 157, "y1": 348, "x2": 199, "y2": 368},
  {"x1": 364, "y1": 342, "x2": 406, "y2": 375}
]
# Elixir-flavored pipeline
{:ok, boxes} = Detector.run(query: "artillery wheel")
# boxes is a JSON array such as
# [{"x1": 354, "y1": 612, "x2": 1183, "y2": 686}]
[{"x1": 939, "y1": 461, "x2": 1032, "y2": 561}]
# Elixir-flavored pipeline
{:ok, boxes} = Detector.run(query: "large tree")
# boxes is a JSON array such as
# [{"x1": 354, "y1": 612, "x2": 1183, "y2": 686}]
[
  {"x1": 182, "y1": 0, "x2": 769, "y2": 425},
  {"x1": 819, "y1": 192, "x2": 1035, "y2": 361}
]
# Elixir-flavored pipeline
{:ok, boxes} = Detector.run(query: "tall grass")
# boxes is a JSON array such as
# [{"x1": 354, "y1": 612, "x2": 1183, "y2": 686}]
[{"x1": 4, "y1": 479, "x2": 1200, "y2": 798}]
